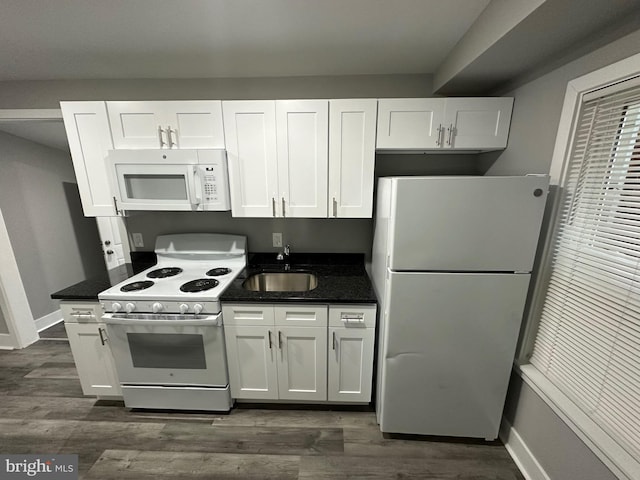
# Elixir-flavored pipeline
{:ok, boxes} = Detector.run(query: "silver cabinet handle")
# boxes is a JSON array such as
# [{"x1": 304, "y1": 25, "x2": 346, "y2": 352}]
[
  {"x1": 333, "y1": 197, "x2": 337, "y2": 217},
  {"x1": 332, "y1": 331, "x2": 336, "y2": 350},
  {"x1": 447, "y1": 123, "x2": 454, "y2": 146},
  {"x1": 98, "y1": 327, "x2": 107, "y2": 346},
  {"x1": 113, "y1": 196, "x2": 121, "y2": 216},
  {"x1": 268, "y1": 330, "x2": 273, "y2": 349},
  {"x1": 272, "y1": 197, "x2": 276, "y2": 217},
  {"x1": 282, "y1": 197, "x2": 286, "y2": 218},
  {"x1": 167, "y1": 125, "x2": 175, "y2": 148},
  {"x1": 278, "y1": 330, "x2": 283, "y2": 349},
  {"x1": 436, "y1": 124, "x2": 443, "y2": 146},
  {"x1": 158, "y1": 125, "x2": 166, "y2": 148}
]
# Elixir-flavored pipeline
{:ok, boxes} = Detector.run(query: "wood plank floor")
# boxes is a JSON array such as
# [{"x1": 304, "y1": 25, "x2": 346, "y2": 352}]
[{"x1": 0, "y1": 323, "x2": 524, "y2": 479}]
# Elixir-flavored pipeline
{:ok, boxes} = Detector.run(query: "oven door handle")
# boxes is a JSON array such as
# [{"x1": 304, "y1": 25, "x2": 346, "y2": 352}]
[{"x1": 102, "y1": 313, "x2": 222, "y2": 327}]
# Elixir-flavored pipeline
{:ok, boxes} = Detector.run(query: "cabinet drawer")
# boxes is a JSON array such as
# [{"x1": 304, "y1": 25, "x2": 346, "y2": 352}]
[
  {"x1": 61, "y1": 302, "x2": 104, "y2": 324},
  {"x1": 222, "y1": 304, "x2": 275, "y2": 326},
  {"x1": 329, "y1": 304, "x2": 376, "y2": 328},
  {"x1": 274, "y1": 305, "x2": 327, "y2": 327}
]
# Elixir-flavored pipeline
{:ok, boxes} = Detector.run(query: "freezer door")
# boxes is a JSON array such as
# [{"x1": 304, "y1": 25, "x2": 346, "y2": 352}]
[
  {"x1": 387, "y1": 175, "x2": 548, "y2": 272},
  {"x1": 377, "y1": 271, "x2": 530, "y2": 439}
]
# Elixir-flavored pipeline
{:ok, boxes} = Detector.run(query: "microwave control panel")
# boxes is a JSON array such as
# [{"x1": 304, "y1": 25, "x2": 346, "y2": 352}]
[{"x1": 198, "y1": 163, "x2": 230, "y2": 210}]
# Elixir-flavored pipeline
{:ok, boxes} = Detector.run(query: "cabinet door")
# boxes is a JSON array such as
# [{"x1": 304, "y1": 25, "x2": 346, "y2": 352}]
[
  {"x1": 60, "y1": 101, "x2": 117, "y2": 216},
  {"x1": 65, "y1": 322, "x2": 122, "y2": 397},
  {"x1": 224, "y1": 325, "x2": 279, "y2": 400},
  {"x1": 329, "y1": 100, "x2": 377, "y2": 218},
  {"x1": 376, "y1": 99, "x2": 445, "y2": 149},
  {"x1": 164, "y1": 101, "x2": 225, "y2": 149},
  {"x1": 222, "y1": 101, "x2": 280, "y2": 217},
  {"x1": 107, "y1": 101, "x2": 167, "y2": 149},
  {"x1": 276, "y1": 326, "x2": 327, "y2": 401},
  {"x1": 276, "y1": 100, "x2": 328, "y2": 218},
  {"x1": 328, "y1": 327, "x2": 375, "y2": 403},
  {"x1": 443, "y1": 97, "x2": 513, "y2": 150}
]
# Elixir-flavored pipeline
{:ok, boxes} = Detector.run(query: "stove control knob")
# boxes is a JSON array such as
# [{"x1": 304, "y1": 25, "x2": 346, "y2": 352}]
[
  {"x1": 111, "y1": 302, "x2": 122, "y2": 313},
  {"x1": 179, "y1": 303, "x2": 189, "y2": 314},
  {"x1": 152, "y1": 302, "x2": 164, "y2": 313},
  {"x1": 125, "y1": 302, "x2": 136, "y2": 314},
  {"x1": 193, "y1": 303, "x2": 203, "y2": 315}
]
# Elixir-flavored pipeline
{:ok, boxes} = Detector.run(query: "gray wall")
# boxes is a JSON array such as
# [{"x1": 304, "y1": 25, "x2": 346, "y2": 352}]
[
  {"x1": 0, "y1": 74, "x2": 433, "y2": 108},
  {"x1": 0, "y1": 303, "x2": 8, "y2": 334},
  {"x1": 492, "y1": 27, "x2": 640, "y2": 480},
  {"x1": 0, "y1": 132, "x2": 105, "y2": 320},
  {"x1": 126, "y1": 153, "x2": 480, "y2": 255}
]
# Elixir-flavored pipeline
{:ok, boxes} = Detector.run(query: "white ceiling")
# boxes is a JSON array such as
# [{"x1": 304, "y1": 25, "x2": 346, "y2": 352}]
[{"x1": 0, "y1": 0, "x2": 490, "y2": 80}]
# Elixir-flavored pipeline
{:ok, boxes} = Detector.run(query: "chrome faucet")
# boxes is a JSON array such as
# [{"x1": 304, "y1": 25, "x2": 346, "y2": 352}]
[{"x1": 277, "y1": 244, "x2": 291, "y2": 270}]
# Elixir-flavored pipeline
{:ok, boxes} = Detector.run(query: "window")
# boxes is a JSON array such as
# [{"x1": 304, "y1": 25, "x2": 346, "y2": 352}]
[{"x1": 529, "y1": 79, "x2": 640, "y2": 466}]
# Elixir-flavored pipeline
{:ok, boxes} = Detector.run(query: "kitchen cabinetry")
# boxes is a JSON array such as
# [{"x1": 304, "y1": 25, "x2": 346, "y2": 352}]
[
  {"x1": 376, "y1": 97, "x2": 513, "y2": 151},
  {"x1": 328, "y1": 100, "x2": 377, "y2": 218},
  {"x1": 223, "y1": 303, "x2": 375, "y2": 403},
  {"x1": 223, "y1": 304, "x2": 327, "y2": 401},
  {"x1": 276, "y1": 100, "x2": 329, "y2": 218},
  {"x1": 221, "y1": 101, "x2": 278, "y2": 217},
  {"x1": 107, "y1": 101, "x2": 225, "y2": 149},
  {"x1": 61, "y1": 101, "x2": 116, "y2": 216},
  {"x1": 328, "y1": 305, "x2": 376, "y2": 402},
  {"x1": 222, "y1": 100, "x2": 328, "y2": 218},
  {"x1": 61, "y1": 301, "x2": 121, "y2": 398}
]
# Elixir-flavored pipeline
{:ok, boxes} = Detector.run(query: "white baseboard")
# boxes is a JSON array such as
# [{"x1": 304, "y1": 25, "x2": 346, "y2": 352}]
[
  {"x1": 35, "y1": 309, "x2": 63, "y2": 332},
  {"x1": 500, "y1": 418, "x2": 551, "y2": 480}
]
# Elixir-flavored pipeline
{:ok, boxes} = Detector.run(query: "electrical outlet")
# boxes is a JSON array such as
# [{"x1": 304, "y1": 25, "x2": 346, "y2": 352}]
[
  {"x1": 132, "y1": 233, "x2": 144, "y2": 248},
  {"x1": 272, "y1": 233, "x2": 283, "y2": 248}
]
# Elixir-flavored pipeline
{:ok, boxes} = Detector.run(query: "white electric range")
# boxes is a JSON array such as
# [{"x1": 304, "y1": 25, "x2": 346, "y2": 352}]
[{"x1": 99, "y1": 233, "x2": 247, "y2": 412}]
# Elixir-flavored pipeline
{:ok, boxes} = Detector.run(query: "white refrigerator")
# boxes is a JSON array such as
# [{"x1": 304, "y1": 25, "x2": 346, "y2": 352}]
[{"x1": 371, "y1": 175, "x2": 549, "y2": 440}]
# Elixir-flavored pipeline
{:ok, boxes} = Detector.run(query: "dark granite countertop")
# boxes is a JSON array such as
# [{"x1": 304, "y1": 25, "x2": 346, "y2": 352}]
[{"x1": 220, "y1": 252, "x2": 377, "y2": 304}]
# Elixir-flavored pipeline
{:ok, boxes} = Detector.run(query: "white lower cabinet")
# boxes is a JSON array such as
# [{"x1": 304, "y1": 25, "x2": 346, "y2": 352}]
[
  {"x1": 277, "y1": 325, "x2": 327, "y2": 401},
  {"x1": 223, "y1": 325, "x2": 279, "y2": 400},
  {"x1": 223, "y1": 303, "x2": 375, "y2": 403},
  {"x1": 62, "y1": 302, "x2": 121, "y2": 397}
]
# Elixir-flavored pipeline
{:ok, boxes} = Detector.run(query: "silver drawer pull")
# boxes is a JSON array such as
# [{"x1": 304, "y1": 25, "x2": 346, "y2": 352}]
[{"x1": 341, "y1": 314, "x2": 364, "y2": 324}]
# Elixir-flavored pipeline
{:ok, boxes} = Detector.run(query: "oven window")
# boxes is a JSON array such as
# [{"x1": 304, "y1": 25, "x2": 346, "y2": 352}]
[
  {"x1": 127, "y1": 333, "x2": 206, "y2": 369},
  {"x1": 124, "y1": 174, "x2": 188, "y2": 200}
]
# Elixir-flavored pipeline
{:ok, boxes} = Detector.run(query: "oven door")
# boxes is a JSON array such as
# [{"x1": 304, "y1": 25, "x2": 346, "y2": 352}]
[
  {"x1": 103, "y1": 313, "x2": 228, "y2": 387},
  {"x1": 112, "y1": 163, "x2": 198, "y2": 211}
]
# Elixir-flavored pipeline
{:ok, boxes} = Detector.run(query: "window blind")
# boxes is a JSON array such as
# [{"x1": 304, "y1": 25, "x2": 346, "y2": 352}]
[{"x1": 530, "y1": 79, "x2": 640, "y2": 460}]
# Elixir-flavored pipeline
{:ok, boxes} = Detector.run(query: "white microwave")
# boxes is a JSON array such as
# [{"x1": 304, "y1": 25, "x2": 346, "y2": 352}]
[{"x1": 107, "y1": 149, "x2": 231, "y2": 212}]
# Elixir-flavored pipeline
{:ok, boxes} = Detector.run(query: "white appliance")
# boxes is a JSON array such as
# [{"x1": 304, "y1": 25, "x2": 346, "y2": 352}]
[
  {"x1": 371, "y1": 175, "x2": 549, "y2": 440},
  {"x1": 99, "y1": 233, "x2": 246, "y2": 411},
  {"x1": 107, "y1": 149, "x2": 231, "y2": 212}
]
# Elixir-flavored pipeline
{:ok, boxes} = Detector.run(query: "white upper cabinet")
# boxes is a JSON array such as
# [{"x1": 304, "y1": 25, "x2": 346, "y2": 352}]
[
  {"x1": 222, "y1": 101, "x2": 279, "y2": 217},
  {"x1": 328, "y1": 99, "x2": 377, "y2": 218},
  {"x1": 376, "y1": 97, "x2": 513, "y2": 151},
  {"x1": 107, "y1": 101, "x2": 224, "y2": 149},
  {"x1": 443, "y1": 97, "x2": 513, "y2": 150},
  {"x1": 223, "y1": 100, "x2": 328, "y2": 218},
  {"x1": 276, "y1": 100, "x2": 328, "y2": 218},
  {"x1": 61, "y1": 101, "x2": 117, "y2": 217},
  {"x1": 376, "y1": 98, "x2": 445, "y2": 150}
]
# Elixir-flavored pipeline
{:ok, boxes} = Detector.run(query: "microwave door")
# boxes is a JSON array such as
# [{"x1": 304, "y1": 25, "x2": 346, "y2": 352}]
[{"x1": 114, "y1": 164, "x2": 198, "y2": 211}]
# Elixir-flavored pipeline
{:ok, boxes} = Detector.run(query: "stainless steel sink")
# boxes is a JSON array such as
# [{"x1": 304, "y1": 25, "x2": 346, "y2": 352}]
[{"x1": 242, "y1": 272, "x2": 318, "y2": 292}]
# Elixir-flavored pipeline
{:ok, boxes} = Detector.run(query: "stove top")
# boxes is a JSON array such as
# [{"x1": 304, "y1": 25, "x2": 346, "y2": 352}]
[
  {"x1": 98, "y1": 233, "x2": 247, "y2": 314},
  {"x1": 147, "y1": 267, "x2": 183, "y2": 278}
]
